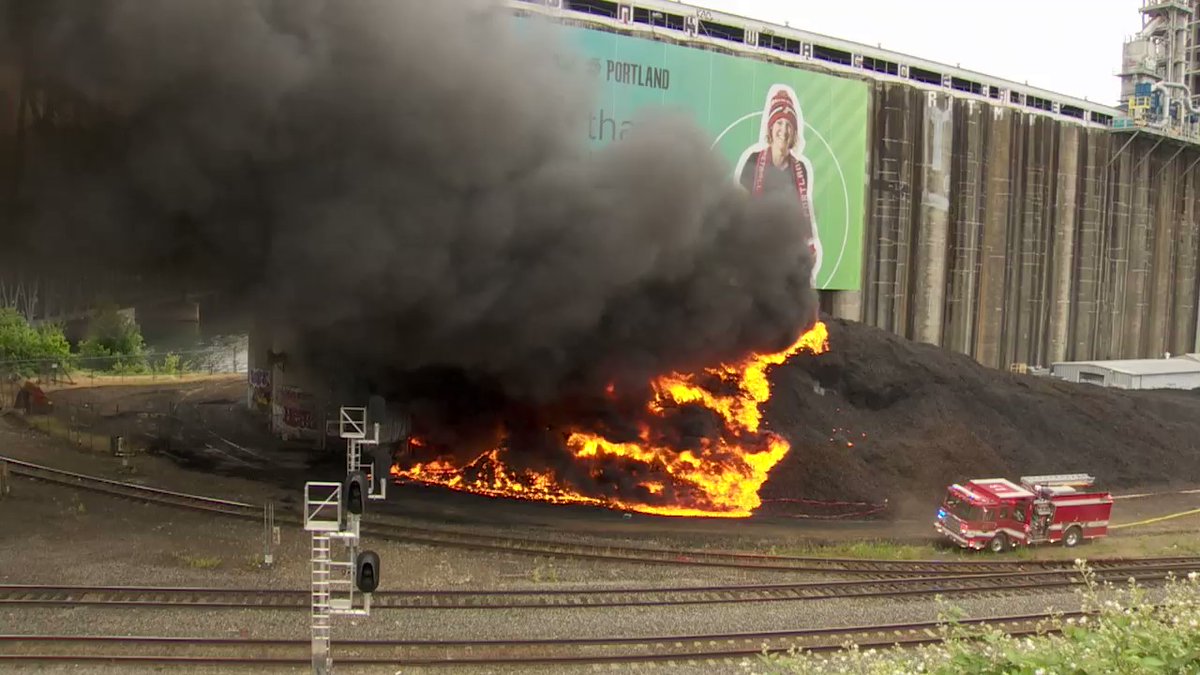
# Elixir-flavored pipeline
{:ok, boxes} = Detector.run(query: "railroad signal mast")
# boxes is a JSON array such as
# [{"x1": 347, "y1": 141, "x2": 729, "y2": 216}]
[
  {"x1": 303, "y1": 406, "x2": 387, "y2": 675},
  {"x1": 340, "y1": 406, "x2": 390, "y2": 498}
]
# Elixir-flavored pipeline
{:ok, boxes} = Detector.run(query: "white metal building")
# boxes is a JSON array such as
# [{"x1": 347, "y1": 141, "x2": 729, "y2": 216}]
[{"x1": 1050, "y1": 358, "x2": 1200, "y2": 390}]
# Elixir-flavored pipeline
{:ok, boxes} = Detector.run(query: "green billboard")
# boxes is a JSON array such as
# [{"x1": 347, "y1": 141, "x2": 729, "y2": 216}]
[{"x1": 561, "y1": 25, "x2": 869, "y2": 291}]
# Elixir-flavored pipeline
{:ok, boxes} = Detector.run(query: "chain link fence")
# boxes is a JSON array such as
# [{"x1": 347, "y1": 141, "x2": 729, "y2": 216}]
[
  {"x1": 3, "y1": 352, "x2": 252, "y2": 463},
  {"x1": 1, "y1": 339, "x2": 248, "y2": 414},
  {"x1": 12, "y1": 394, "x2": 266, "y2": 478},
  {"x1": 17, "y1": 401, "x2": 116, "y2": 454}
]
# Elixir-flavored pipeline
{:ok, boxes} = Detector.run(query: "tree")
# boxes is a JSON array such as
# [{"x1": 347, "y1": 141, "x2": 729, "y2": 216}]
[
  {"x1": 78, "y1": 304, "x2": 147, "y2": 372},
  {"x1": 0, "y1": 308, "x2": 72, "y2": 377}
]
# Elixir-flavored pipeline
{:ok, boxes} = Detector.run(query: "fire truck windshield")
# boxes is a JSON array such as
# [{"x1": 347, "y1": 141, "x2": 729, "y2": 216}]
[{"x1": 943, "y1": 493, "x2": 985, "y2": 521}]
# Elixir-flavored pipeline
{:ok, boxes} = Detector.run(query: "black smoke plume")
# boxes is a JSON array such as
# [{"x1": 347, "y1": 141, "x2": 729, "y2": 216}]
[{"x1": 5, "y1": 0, "x2": 816, "y2": 406}]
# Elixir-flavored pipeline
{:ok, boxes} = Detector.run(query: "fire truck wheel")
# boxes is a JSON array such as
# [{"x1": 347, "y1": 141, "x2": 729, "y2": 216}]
[
  {"x1": 1063, "y1": 526, "x2": 1082, "y2": 548},
  {"x1": 987, "y1": 533, "x2": 1007, "y2": 553}
]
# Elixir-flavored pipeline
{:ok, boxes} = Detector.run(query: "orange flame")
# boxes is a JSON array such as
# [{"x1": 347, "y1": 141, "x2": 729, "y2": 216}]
[{"x1": 392, "y1": 321, "x2": 830, "y2": 518}]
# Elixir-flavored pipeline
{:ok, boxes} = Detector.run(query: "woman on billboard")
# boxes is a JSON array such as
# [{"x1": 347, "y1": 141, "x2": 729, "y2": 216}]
[{"x1": 736, "y1": 85, "x2": 822, "y2": 287}]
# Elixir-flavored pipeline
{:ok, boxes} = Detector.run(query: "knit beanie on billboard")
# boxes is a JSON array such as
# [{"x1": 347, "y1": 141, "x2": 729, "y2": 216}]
[{"x1": 766, "y1": 90, "x2": 797, "y2": 133}]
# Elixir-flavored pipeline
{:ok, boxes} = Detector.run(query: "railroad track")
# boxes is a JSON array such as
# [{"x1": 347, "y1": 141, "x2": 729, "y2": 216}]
[
  {"x1": 0, "y1": 610, "x2": 1078, "y2": 667},
  {"x1": 7, "y1": 455, "x2": 1200, "y2": 577},
  {"x1": 3, "y1": 558, "x2": 1196, "y2": 610},
  {"x1": 361, "y1": 519, "x2": 1200, "y2": 576},
  {"x1": 2, "y1": 457, "x2": 260, "y2": 519}
]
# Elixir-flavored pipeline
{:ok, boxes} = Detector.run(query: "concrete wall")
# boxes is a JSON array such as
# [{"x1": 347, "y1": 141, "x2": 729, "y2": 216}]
[
  {"x1": 862, "y1": 81, "x2": 1200, "y2": 368},
  {"x1": 0, "y1": 64, "x2": 17, "y2": 221},
  {"x1": 245, "y1": 319, "x2": 333, "y2": 445}
]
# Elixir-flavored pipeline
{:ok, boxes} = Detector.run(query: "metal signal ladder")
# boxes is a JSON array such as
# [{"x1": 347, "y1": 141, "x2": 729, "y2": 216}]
[{"x1": 311, "y1": 532, "x2": 333, "y2": 674}]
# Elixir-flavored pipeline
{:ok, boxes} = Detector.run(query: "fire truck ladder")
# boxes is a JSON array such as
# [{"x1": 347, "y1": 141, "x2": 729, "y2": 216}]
[{"x1": 1020, "y1": 473, "x2": 1096, "y2": 488}]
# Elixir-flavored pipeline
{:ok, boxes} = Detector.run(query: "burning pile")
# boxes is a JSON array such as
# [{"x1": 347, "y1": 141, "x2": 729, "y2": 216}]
[{"x1": 392, "y1": 321, "x2": 829, "y2": 518}]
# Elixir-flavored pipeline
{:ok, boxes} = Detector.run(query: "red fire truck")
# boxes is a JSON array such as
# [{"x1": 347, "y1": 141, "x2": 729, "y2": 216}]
[{"x1": 934, "y1": 473, "x2": 1114, "y2": 552}]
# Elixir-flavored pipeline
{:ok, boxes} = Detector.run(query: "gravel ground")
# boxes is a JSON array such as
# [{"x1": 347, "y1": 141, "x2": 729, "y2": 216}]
[
  {"x1": 0, "y1": 474, "x2": 1153, "y2": 675},
  {"x1": 0, "y1": 419, "x2": 1195, "y2": 674}
]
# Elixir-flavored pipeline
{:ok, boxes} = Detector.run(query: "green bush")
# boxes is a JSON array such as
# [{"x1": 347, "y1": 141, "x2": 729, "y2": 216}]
[
  {"x1": 0, "y1": 308, "x2": 72, "y2": 376},
  {"x1": 77, "y1": 304, "x2": 147, "y2": 373},
  {"x1": 754, "y1": 560, "x2": 1200, "y2": 674},
  {"x1": 156, "y1": 352, "x2": 191, "y2": 377}
]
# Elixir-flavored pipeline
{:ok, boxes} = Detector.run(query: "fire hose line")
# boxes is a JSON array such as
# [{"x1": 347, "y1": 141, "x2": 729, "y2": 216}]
[
  {"x1": 1114, "y1": 487, "x2": 1200, "y2": 500},
  {"x1": 1109, "y1": 507, "x2": 1200, "y2": 530},
  {"x1": 7, "y1": 455, "x2": 1200, "y2": 575},
  {"x1": 761, "y1": 496, "x2": 885, "y2": 507},
  {"x1": 775, "y1": 506, "x2": 889, "y2": 520},
  {"x1": 0, "y1": 610, "x2": 1095, "y2": 666},
  {"x1": 1, "y1": 564, "x2": 1196, "y2": 610},
  {"x1": 760, "y1": 496, "x2": 889, "y2": 520}
]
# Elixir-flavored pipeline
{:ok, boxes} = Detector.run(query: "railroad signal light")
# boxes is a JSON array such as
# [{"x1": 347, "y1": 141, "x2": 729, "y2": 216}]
[
  {"x1": 355, "y1": 550, "x2": 381, "y2": 593},
  {"x1": 344, "y1": 470, "x2": 367, "y2": 515}
]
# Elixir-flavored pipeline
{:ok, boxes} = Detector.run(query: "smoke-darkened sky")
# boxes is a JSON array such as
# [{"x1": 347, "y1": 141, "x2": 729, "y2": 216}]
[{"x1": 5, "y1": 0, "x2": 817, "y2": 401}]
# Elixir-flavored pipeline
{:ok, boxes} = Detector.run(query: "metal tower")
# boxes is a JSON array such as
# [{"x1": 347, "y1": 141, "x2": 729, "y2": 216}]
[{"x1": 1118, "y1": 0, "x2": 1200, "y2": 137}]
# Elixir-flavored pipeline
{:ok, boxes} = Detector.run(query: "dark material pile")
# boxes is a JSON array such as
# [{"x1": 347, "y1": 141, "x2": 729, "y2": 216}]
[{"x1": 763, "y1": 318, "x2": 1200, "y2": 513}]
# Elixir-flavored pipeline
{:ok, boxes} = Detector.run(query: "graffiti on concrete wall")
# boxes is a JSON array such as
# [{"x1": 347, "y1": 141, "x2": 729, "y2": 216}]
[
  {"x1": 249, "y1": 368, "x2": 272, "y2": 413},
  {"x1": 278, "y1": 385, "x2": 317, "y2": 431}
]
